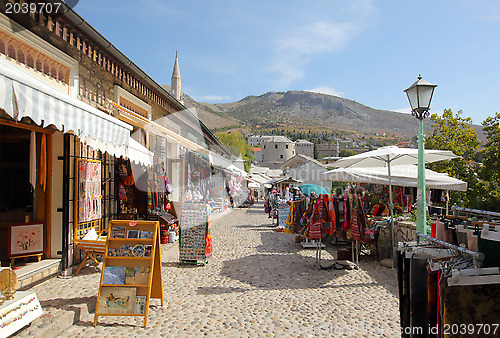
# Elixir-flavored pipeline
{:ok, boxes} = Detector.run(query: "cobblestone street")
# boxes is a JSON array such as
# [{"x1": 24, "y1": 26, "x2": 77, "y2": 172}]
[{"x1": 16, "y1": 201, "x2": 400, "y2": 337}]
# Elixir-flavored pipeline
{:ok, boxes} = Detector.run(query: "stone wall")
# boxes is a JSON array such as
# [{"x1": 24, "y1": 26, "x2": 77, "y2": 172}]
[{"x1": 376, "y1": 220, "x2": 416, "y2": 259}]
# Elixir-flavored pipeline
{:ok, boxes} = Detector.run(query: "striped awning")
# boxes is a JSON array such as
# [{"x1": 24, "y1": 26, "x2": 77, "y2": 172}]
[{"x1": 0, "y1": 57, "x2": 132, "y2": 156}]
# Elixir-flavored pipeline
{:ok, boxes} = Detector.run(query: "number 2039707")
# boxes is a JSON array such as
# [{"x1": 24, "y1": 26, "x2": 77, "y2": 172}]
[
  {"x1": 5, "y1": 2, "x2": 63, "y2": 15},
  {"x1": 443, "y1": 323, "x2": 499, "y2": 336}
]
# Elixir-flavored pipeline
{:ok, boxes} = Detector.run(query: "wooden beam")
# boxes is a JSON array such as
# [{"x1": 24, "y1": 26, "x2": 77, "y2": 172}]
[{"x1": 0, "y1": 118, "x2": 56, "y2": 134}]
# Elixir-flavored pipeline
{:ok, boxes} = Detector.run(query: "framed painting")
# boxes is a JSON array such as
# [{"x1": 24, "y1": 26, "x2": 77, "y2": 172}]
[
  {"x1": 98, "y1": 287, "x2": 136, "y2": 314},
  {"x1": 8, "y1": 222, "x2": 45, "y2": 257}
]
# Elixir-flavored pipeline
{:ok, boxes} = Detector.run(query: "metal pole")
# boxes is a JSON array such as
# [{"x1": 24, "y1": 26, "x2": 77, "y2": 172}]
[
  {"x1": 417, "y1": 118, "x2": 427, "y2": 235},
  {"x1": 61, "y1": 133, "x2": 70, "y2": 273},
  {"x1": 387, "y1": 156, "x2": 395, "y2": 251}
]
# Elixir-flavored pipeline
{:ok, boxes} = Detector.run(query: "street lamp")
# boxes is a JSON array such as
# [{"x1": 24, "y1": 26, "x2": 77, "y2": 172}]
[{"x1": 404, "y1": 75, "x2": 437, "y2": 235}]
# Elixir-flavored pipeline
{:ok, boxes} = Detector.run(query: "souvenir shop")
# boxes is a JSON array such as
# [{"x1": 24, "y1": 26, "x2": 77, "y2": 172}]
[{"x1": 397, "y1": 206, "x2": 500, "y2": 337}]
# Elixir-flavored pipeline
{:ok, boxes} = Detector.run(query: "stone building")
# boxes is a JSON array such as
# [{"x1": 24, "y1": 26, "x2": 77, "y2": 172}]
[
  {"x1": 294, "y1": 139, "x2": 314, "y2": 157},
  {"x1": 248, "y1": 135, "x2": 272, "y2": 146},
  {"x1": 0, "y1": 2, "x2": 230, "y2": 282},
  {"x1": 261, "y1": 136, "x2": 295, "y2": 169}
]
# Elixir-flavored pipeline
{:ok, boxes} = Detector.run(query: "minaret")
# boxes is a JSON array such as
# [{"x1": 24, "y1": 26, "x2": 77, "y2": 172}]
[{"x1": 171, "y1": 52, "x2": 181, "y2": 102}]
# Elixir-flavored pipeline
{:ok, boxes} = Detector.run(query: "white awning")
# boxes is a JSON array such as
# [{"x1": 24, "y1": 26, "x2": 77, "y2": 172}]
[
  {"x1": 0, "y1": 57, "x2": 132, "y2": 156},
  {"x1": 111, "y1": 101, "x2": 210, "y2": 157},
  {"x1": 81, "y1": 135, "x2": 153, "y2": 167},
  {"x1": 126, "y1": 138, "x2": 154, "y2": 167},
  {"x1": 209, "y1": 151, "x2": 234, "y2": 171}
]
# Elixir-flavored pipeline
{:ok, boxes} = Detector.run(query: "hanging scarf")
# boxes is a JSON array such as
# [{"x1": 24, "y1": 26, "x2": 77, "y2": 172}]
[
  {"x1": 308, "y1": 200, "x2": 322, "y2": 239},
  {"x1": 40, "y1": 134, "x2": 47, "y2": 192},
  {"x1": 285, "y1": 202, "x2": 295, "y2": 234},
  {"x1": 323, "y1": 194, "x2": 336, "y2": 236},
  {"x1": 351, "y1": 196, "x2": 361, "y2": 241},
  {"x1": 29, "y1": 131, "x2": 36, "y2": 189},
  {"x1": 342, "y1": 194, "x2": 349, "y2": 232}
]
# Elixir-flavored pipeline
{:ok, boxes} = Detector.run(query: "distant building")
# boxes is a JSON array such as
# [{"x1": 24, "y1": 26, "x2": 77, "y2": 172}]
[
  {"x1": 281, "y1": 156, "x2": 330, "y2": 191},
  {"x1": 280, "y1": 154, "x2": 323, "y2": 170},
  {"x1": 316, "y1": 143, "x2": 367, "y2": 158},
  {"x1": 248, "y1": 135, "x2": 273, "y2": 146},
  {"x1": 318, "y1": 156, "x2": 340, "y2": 166},
  {"x1": 252, "y1": 147, "x2": 262, "y2": 162},
  {"x1": 294, "y1": 139, "x2": 314, "y2": 157},
  {"x1": 261, "y1": 136, "x2": 295, "y2": 169}
]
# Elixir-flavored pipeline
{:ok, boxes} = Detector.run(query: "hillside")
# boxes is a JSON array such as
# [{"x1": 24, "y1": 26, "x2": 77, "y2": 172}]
[{"x1": 183, "y1": 90, "x2": 486, "y2": 142}]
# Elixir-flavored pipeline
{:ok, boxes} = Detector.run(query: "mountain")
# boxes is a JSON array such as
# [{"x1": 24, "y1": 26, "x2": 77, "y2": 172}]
[{"x1": 183, "y1": 90, "x2": 486, "y2": 142}]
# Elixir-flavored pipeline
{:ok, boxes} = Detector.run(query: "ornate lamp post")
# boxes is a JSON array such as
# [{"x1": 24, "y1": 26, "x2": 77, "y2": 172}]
[{"x1": 404, "y1": 75, "x2": 437, "y2": 235}]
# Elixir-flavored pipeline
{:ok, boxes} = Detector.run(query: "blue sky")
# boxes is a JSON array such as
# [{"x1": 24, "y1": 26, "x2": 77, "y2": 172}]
[{"x1": 74, "y1": 0, "x2": 500, "y2": 125}]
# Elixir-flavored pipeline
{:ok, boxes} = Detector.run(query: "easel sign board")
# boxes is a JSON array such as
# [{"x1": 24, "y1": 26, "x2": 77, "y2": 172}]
[{"x1": 94, "y1": 220, "x2": 163, "y2": 327}]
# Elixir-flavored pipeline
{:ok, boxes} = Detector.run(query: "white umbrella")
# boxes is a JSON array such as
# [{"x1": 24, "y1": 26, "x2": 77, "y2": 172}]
[
  {"x1": 322, "y1": 165, "x2": 467, "y2": 191},
  {"x1": 332, "y1": 146, "x2": 460, "y2": 250}
]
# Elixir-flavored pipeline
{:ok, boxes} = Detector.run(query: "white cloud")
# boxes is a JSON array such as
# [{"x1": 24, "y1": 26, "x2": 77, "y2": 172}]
[
  {"x1": 307, "y1": 86, "x2": 344, "y2": 97},
  {"x1": 194, "y1": 95, "x2": 232, "y2": 102},
  {"x1": 269, "y1": 0, "x2": 375, "y2": 87}
]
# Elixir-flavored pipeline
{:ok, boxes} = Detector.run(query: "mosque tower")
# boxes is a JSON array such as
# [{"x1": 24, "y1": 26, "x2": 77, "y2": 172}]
[{"x1": 171, "y1": 52, "x2": 182, "y2": 102}]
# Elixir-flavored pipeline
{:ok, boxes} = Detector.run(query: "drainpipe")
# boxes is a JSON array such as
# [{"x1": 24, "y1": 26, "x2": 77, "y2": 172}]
[{"x1": 61, "y1": 133, "x2": 70, "y2": 275}]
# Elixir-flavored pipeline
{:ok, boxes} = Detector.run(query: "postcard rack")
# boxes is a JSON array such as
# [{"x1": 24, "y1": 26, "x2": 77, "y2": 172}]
[
  {"x1": 179, "y1": 202, "x2": 209, "y2": 265},
  {"x1": 93, "y1": 220, "x2": 163, "y2": 327}
]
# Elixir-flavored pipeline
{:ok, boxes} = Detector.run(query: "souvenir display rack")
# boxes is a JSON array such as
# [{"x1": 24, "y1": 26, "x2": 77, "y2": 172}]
[
  {"x1": 93, "y1": 220, "x2": 163, "y2": 327},
  {"x1": 179, "y1": 202, "x2": 209, "y2": 265}
]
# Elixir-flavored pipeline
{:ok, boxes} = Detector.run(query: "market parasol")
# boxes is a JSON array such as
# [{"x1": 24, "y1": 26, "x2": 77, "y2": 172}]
[
  {"x1": 321, "y1": 165, "x2": 467, "y2": 192},
  {"x1": 298, "y1": 184, "x2": 329, "y2": 197},
  {"x1": 331, "y1": 146, "x2": 459, "y2": 250}
]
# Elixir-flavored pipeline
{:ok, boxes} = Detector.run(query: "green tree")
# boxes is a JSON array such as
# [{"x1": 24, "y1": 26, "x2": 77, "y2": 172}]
[
  {"x1": 215, "y1": 132, "x2": 255, "y2": 171},
  {"x1": 425, "y1": 109, "x2": 480, "y2": 207},
  {"x1": 339, "y1": 149, "x2": 357, "y2": 157},
  {"x1": 477, "y1": 112, "x2": 500, "y2": 211}
]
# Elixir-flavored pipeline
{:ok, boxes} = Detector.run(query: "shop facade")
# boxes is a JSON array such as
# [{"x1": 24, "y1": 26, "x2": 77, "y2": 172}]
[{"x1": 0, "y1": 4, "x2": 232, "y2": 277}]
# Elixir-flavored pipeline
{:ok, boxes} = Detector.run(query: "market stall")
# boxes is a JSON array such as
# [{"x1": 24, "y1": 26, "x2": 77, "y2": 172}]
[
  {"x1": 321, "y1": 164, "x2": 467, "y2": 263},
  {"x1": 398, "y1": 206, "x2": 500, "y2": 337},
  {"x1": 331, "y1": 146, "x2": 459, "y2": 252}
]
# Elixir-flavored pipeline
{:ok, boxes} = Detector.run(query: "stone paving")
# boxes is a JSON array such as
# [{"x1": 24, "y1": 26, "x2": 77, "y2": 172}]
[{"x1": 15, "y1": 201, "x2": 400, "y2": 337}]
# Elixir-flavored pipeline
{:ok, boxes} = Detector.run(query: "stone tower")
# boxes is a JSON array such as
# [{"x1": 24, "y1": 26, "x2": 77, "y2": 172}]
[{"x1": 171, "y1": 52, "x2": 181, "y2": 102}]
